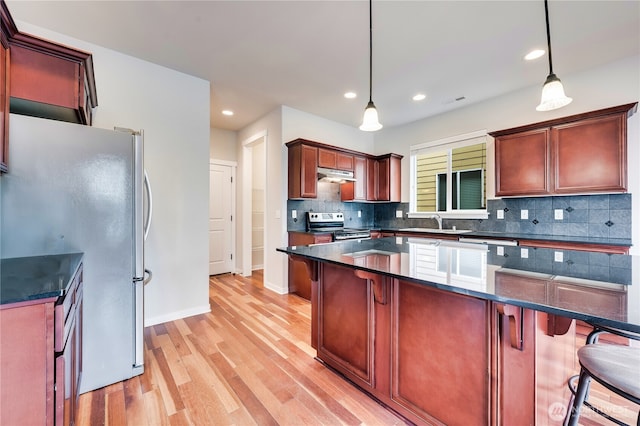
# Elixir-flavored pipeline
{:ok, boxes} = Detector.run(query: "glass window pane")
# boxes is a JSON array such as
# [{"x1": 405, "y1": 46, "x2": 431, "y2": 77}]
[{"x1": 416, "y1": 151, "x2": 447, "y2": 212}]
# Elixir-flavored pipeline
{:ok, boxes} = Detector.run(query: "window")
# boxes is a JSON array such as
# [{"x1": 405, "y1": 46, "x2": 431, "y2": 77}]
[{"x1": 410, "y1": 131, "x2": 488, "y2": 219}]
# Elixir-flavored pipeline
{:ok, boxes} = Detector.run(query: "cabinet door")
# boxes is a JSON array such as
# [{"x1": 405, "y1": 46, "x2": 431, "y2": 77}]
[
  {"x1": 318, "y1": 147, "x2": 337, "y2": 168},
  {"x1": 341, "y1": 155, "x2": 367, "y2": 201},
  {"x1": 552, "y1": 114, "x2": 627, "y2": 193},
  {"x1": 0, "y1": 36, "x2": 8, "y2": 173},
  {"x1": 288, "y1": 144, "x2": 317, "y2": 199},
  {"x1": 495, "y1": 129, "x2": 550, "y2": 196},
  {"x1": 318, "y1": 263, "x2": 375, "y2": 389},
  {"x1": 391, "y1": 281, "x2": 490, "y2": 425},
  {"x1": 366, "y1": 158, "x2": 379, "y2": 201},
  {"x1": 336, "y1": 152, "x2": 354, "y2": 171}
]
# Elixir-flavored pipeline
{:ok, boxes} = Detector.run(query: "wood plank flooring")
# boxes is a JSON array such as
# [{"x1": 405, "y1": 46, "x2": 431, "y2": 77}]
[{"x1": 76, "y1": 271, "x2": 407, "y2": 425}]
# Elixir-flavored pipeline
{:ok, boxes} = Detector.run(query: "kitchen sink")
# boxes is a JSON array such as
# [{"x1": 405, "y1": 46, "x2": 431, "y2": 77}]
[{"x1": 398, "y1": 228, "x2": 473, "y2": 234}]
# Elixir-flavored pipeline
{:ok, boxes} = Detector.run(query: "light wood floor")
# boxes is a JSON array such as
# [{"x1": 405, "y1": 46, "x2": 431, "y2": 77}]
[{"x1": 76, "y1": 271, "x2": 407, "y2": 425}]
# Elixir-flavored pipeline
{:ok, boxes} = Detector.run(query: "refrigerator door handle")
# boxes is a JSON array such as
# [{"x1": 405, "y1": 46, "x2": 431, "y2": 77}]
[
  {"x1": 144, "y1": 170, "x2": 153, "y2": 241},
  {"x1": 143, "y1": 268, "x2": 153, "y2": 285}
]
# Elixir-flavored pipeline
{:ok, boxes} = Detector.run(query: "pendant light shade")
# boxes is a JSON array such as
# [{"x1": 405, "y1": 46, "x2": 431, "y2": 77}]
[
  {"x1": 360, "y1": 0, "x2": 382, "y2": 131},
  {"x1": 360, "y1": 101, "x2": 382, "y2": 131},
  {"x1": 536, "y1": 0, "x2": 572, "y2": 111}
]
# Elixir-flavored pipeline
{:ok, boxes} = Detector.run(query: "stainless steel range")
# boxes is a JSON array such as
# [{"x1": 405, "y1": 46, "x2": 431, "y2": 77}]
[{"x1": 307, "y1": 212, "x2": 371, "y2": 241}]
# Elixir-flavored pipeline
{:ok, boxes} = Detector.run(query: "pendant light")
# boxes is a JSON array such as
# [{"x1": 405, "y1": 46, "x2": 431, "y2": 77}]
[
  {"x1": 360, "y1": 0, "x2": 382, "y2": 131},
  {"x1": 536, "y1": 0, "x2": 572, "y2": 111}
]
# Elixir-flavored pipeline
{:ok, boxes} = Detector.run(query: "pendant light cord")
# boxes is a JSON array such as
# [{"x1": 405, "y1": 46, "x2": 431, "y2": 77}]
[
  {"x1": 368, "y1": 0, "x2": 373, "y2": 103},
  {"x1": 544, "y1": 0, "x2": 554, "y2": 75}
]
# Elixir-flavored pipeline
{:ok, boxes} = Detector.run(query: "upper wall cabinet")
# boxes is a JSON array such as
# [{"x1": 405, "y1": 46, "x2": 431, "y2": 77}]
[
  {"x1": 9, "y1": 32, "x2": 98, "y2": 125},
  {"x1": 287, "y1": 140, "x2": 318, "y2": 199},
  {"x1": 0, "y1": 0, "x2": 16, "y2": 174},
  {"x1": 491, "y1": 103, "x2": 637, "y2": 197},
  {"x1": 286, "y1": 138, "x2": 403, "y2": 202}
]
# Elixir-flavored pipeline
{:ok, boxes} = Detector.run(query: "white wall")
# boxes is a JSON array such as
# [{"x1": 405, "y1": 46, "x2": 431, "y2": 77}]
[
  {"x1": 236, "y1": 108, "x2": 284, "y2": 291},
  {"x1": 17, "y1": 21, "x2": 212, "y2": 325},
  {"x1": 282, "y1": 106, "x2": 375, "y2": 153},
  {"x1": 211, "y1": 128, "x2": 237, "y2": 161},
  {"x1": 374, "y1": 55, "x2": 640, "y2": 251}
]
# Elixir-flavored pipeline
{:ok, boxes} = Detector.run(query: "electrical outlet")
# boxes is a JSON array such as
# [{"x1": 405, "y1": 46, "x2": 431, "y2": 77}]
[
  {"x1": 554, "y1": 209, "x2": 563, "y2": 220},
  {"x1": 521, "y1": 248, "x2": 529, "y2": 259},
  {"x1": 554, "y1": 251, "x2": 564, "y2": 262},
  {"x1": 358, "y1": 210, "x2": 362, "y2": 218},
  {"x1": 396, "y1": 210, "x2": 403, "y2": 218},
  {"x1": 497, "y1": 246, "x2": 504, "y2": 256},
  {"x1": 291, "y1": 210, "x2": 297, "y2": 219},
  {"x1": 521, "y1": 209, "x2": 528, "y2": 220},
  {"x1": 497, "y1": 210, "x2": 504, "y2": 220}
]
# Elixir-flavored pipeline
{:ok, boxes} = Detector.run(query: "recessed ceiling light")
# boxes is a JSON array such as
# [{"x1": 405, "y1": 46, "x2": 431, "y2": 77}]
[
  {"x1": 222, "y1": 110, "x2": 234, "y2": 116},
  {"x1": 412, "y1": 93, "x2": 426, "y2": 101},
  {"x1": 344, "y1": 92, "x2": 357, "y2": 99},
  {"x1": 524, "y1": 49, "x2": 545, "y2": 61}
]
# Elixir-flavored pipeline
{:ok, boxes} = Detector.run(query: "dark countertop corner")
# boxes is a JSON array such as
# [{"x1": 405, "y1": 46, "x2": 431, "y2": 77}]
[{"x1": 1, "y1": 252, "x2": 84, "y2": 305}]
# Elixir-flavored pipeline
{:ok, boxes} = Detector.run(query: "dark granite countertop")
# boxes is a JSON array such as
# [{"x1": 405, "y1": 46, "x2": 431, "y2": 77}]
[
  {"x1": 278, "y1": 237, "x2": 639, "y2": 333},
  {"x1": 1, "y1": 253, "x2": 84, "y2": 305},
  {"x1": 383, "y1": 228, "x2": 632, "y2": 247}
]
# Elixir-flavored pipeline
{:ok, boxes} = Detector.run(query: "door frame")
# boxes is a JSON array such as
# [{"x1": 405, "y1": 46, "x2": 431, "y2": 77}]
[
  {"x1": 241, "y1": 130, "x2": 267, "y2": 277},
  {"x1": 210, "y1": 159, "x2": 237, "y2": 274}
]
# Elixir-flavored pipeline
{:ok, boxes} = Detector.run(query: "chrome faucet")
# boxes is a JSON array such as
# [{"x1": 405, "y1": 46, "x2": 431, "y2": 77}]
[{"x1": 430, "y1": 214, "x2": 442, "y2": 230}]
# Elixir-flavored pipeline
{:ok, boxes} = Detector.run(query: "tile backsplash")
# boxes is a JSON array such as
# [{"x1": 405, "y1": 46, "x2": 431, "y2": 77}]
[{"x1": 287, "y1": 186, "x2": 632, "y2": 240}]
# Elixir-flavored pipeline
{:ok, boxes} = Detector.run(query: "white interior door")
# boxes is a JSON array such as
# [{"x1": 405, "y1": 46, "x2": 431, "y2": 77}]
[{"x1": 209, "y1": 163, "x2": 234, "y2": 275}]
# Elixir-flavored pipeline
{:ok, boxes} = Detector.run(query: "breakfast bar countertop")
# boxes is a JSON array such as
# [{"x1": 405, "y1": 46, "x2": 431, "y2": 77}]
[
  {"x1": 1, "y1": 252, "x2": 84, "y2": 305},
  {"x1": 278, "y1": 237, "x2": 639, "y2": 333}
]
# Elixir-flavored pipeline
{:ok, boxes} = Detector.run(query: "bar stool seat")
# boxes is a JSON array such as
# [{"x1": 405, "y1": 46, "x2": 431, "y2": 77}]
[
  {"x1": 578, "y1": 344, "x2": 640, "y2": 402},
  {"x1": 566, "y1": 327, "x2": 640, "y2": 426}
]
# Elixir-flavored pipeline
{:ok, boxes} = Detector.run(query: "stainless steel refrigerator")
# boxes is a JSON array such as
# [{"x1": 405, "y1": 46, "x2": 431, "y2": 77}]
[{"x1": 1, "y1": 113, "x2": 152, "y2": 393}]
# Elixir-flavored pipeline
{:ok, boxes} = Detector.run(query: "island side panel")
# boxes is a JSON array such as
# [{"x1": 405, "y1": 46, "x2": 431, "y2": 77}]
[
  {"x1": 391, "y1": 280, "x2": 491, "y2": 425},
  {"x1": 318, "y1": 262, "x2": 374, "y2": 389}
]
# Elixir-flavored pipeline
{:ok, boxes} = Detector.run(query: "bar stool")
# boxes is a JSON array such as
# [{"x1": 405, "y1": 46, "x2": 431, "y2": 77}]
[{"x1": 565, "y1": 324, "x2": 640, "y2": 426}]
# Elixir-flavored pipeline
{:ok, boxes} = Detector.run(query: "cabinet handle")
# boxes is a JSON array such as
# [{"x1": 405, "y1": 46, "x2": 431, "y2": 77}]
[{"x1": 496, "y1": 304, "x2": 524, "y2": 350}]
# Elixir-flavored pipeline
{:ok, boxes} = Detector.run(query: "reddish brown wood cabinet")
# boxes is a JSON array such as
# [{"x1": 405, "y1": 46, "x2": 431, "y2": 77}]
[
  {"x1": 341, "y1": 155, "x2": 367, "y2": 201},
  {"x1": 0, "y1": 263, "x2": 84, "y2": 426},
  {"x1": 492, "y1": 103, "x2": 637, "y2": 197},
  {"x1": 288, "y1": 231, "x2": 331, "y2": 300},
  {"x1": 366, "y1": 154, "x2": 402, "y2": 202},
  {"x1": 318, "y1": 147, "x2": 354, "y2": 171},
  {"x1": 0, "y1": 0, "x2": 16, "y2": 174},
  {"x1": 286, "y1": 138, "x2": 402, "y2": 201},
  {"x1": 317, "y1": 262, "x2": 493, "y2": 425},
  {"x1": 287, "y1": 143, "x2": 318, "y2": 199}
]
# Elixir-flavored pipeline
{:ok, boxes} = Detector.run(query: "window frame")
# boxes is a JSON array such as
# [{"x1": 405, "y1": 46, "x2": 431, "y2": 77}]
[{"x1": 409, "y1": 130, "x2": 489, "y2": 220}]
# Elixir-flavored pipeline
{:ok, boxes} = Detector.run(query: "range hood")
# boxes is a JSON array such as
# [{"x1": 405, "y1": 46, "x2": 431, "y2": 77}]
[{"x1": 317, "y1": 167, "x2": 356, "y2": 183}]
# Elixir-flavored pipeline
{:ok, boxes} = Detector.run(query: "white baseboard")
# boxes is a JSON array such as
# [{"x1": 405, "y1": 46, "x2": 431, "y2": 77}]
[
  {"x1": 144, "y1": 304, "x2": 211, "y2": 327},
  {"x1": 264, "y1": 280, "x2": 288, "y2": 295}
]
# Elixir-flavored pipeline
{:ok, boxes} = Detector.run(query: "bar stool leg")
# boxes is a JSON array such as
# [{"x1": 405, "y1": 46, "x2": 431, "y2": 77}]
[{"x1": 567, "y1": 369, "x2": 592, "y2": 426}]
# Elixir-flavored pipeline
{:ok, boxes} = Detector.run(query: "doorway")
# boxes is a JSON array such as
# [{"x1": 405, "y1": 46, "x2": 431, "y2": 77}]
[
  {"x1": 242, "y1": 132, "x2": 267, "y2": 277},
  {"x1": 209, "y1": 160, "x2": 236, "y2": 275}
]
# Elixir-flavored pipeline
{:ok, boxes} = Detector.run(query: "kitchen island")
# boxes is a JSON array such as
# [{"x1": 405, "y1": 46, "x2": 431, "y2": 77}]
[{"x1": 277, "y1": 237, "x2": 639, "y2": 425}]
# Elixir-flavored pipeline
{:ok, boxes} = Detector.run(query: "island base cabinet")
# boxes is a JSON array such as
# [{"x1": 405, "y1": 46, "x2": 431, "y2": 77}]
[
  {"x1": 317, "y1": 263, "x2": 375, "y2": 389},
  {"x1": 391, "y1": 280, "x2": 491, "y2": 425}
]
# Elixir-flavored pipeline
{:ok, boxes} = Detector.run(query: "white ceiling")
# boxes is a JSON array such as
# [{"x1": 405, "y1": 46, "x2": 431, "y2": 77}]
[{"x1": 6, "y1": 0, "x2": 640, "y2": 131}]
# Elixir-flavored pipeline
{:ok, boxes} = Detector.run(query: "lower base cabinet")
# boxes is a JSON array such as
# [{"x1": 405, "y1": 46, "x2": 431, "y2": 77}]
[
  {"x1": 315, "y1": 262, "x2": 619, "y2": 426},
  {"x1": 0, "y1": 263, "x2": 83, "y2": 426}
]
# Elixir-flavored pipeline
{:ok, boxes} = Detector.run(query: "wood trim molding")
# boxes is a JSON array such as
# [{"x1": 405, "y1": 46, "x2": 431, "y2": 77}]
[
  {"x1": 496, "y1": 304, "x2": 523, "y2": 350},
  {"x1": 354, "y1": 269, "x2": 387, "y2": 305}
]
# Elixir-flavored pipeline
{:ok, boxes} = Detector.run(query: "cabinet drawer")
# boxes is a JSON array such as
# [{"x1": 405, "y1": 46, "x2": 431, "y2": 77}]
[{"x1": 54, "y1": 268, "x2": 82, "y2": 352}]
